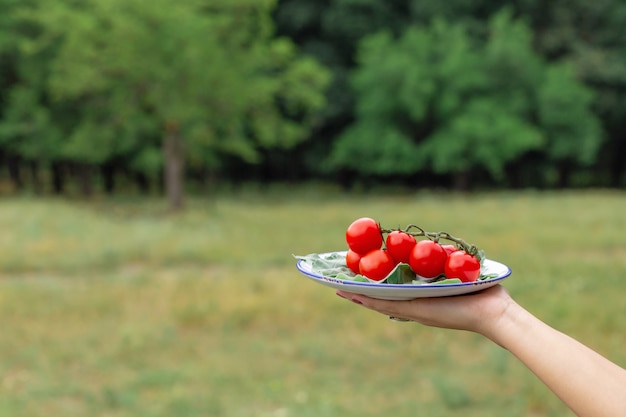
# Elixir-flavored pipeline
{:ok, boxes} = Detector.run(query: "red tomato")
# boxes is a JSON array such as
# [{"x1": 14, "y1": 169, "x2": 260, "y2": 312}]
[
  {"x1": 345, "y1": 217, "x2": 382, "y2": 255},
  {"x1": 385, "y1": 231, "x2": 416, "y2": 264},
  {"x1": 442, "y1": 244, "x2": 458, "y2": 256},
  {"x1": 444, "y1": 251, "x2": 480, "y2": 282},
  {"x1": 359, "y1": 249, "x2": 396, "y2": 281},
  {"x1": 409, "y1": 240, "x2": 447, "y2": 278},
  {"x1": 345, "y1": 250, "x2": 362, "y2": 274}
]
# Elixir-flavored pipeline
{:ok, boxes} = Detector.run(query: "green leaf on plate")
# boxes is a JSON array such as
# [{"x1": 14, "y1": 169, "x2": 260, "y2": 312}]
[
  {"x1": 335, "y1": 273, "x2": 369, "y2": 282},
  {"x1": 479, "y1": 273, "x2": 498, "y2": 281},
  {"x1": 294, "y1": 253, "x2": 353, "y2": 278},
  {"x1": 295, "y1": 252, "x2": 493, "y2": 286},
  {"x1": 385, "y1": 263, "x2": 416, "y2": 284}
]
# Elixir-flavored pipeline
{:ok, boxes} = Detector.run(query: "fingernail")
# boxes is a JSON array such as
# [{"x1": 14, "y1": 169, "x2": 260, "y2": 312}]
[{"x1": 336, "y1": 292, "x2": 347, "y2": 299}]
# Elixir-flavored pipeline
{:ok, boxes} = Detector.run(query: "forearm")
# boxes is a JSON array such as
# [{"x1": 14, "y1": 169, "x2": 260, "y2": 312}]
[{"x1": 487, "y1": 302, "x2": 626, "y2": 417}]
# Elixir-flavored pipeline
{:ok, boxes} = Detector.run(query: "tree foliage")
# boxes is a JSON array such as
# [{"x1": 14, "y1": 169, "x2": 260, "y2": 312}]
[
  {"x1": 329, "y1": 10, "x2": 602, "y2": 188},
  {"x1": 274, "y1": 0, "x2": 626, "y2": 188},
  {"x1": 1, "y1": 0, "x2": 625, "y2": 198},
  {"x1": 1, "y1": 0, "x2": 330, "y2": 206}
]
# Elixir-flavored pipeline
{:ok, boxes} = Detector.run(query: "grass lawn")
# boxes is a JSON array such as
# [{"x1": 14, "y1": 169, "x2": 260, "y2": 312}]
[{"x1": 1, "y1": 188, "x2": 625, "y2": 417}]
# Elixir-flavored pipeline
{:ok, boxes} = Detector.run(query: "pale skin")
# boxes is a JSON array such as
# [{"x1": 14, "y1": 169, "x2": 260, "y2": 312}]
[{"x1": 336, "y1": 285, "x2": 626, "y2": 417}]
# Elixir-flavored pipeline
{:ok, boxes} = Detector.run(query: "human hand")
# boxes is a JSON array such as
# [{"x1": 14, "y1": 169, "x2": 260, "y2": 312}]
[{"x1": 336, "y1": 284, "x2": 514, "y2": 338}]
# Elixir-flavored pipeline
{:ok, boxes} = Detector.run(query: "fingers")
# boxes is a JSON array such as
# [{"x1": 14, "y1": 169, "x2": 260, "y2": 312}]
[
  {"x1": 336, "y1": 285, "x2": 512, "y2": 333},
  {"x1": 335, "y1": 290, "x2": 467, "y2": 328},
  {"x1": 336, "y1": 290, "x2": 415, "y2": 321}
]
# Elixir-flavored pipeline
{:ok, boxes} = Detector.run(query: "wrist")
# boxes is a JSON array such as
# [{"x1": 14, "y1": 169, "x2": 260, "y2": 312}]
[{"x1": 478, "y1": 295, "x2": 525, "y2": 347}]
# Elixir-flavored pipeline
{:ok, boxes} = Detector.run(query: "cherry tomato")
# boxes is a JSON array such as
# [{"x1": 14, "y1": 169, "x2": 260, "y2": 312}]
[
  {"x1": 444, "y1": 251, "x2": 480, "y2": 282},
  {"x1": 442, "y1": 244, "x2": 458, "y2": 256},
  {"x1": 385, "y1": 231, "x2": 416, "y2": 264},
  {"x1": 345, "y1": 250, "x2": 362, "y2": 274},
  {"x1": 359, "y1": 249, "x2": 396, "y2": 281},
  {"x1": 409, "y1": 240, "x2": 447, "y2": 278},
  {"x1": 345, "y1": 217, "x2": 382, "y2": 255}
]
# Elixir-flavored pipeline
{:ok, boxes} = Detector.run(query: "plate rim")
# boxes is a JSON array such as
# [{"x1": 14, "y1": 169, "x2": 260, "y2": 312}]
[{"x1": 296, "y1": 251, "x2": 512, "y2": 289}]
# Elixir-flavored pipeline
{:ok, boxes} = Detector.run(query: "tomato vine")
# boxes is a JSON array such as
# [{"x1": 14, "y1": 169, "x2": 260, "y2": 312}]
[{"x1": 379, "y1": 223, "x2": 483, "y2": 261}]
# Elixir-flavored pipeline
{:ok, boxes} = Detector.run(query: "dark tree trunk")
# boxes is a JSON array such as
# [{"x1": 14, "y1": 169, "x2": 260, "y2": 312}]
[
  {"x1": 51, "y1": 162, "x2": 65, "y2": 194},
  {"x1": 608, "y1": 138, "x2": 625, "y2": 188},
  {"x1": 135, "y1": 172, "x2": 150, "y2": 194},
  {"x1": 556, "y1": 161, "x2": 571, "y2": 189},
  {"x1": 102, "y1": 163, "x2": 115, "y2": 194},
  {"x1": 29, "y1": 160, "x2": 42, "y2": 194},
  {"x1": 163, "y1": 122, "x2": 185, "y2": 211},
  {"x1": 452, "y1": 170, "x2": 471, "y2": 191},
  {"x1": 505, "y1": 162, "x2": 524, "y2": 189},
  {"x1": 7, "y1": 155, "x2": 23, "y2": 191}
]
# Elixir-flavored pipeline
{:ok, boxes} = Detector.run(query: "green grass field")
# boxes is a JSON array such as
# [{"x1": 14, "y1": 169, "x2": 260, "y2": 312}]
[{"x1": 1, "y1": 188, "x2": 625, "y2": 417}]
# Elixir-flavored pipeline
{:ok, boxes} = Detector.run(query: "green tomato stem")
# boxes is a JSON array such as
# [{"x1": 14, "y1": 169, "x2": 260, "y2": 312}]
[{"x1": 379, "y1": 224, "x2": 482, "y2": 260}]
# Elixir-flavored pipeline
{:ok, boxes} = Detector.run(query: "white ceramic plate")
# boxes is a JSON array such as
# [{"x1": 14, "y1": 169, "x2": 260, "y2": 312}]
[{"x1": 296, "y1": 251, "x2": 512, "y2": 300}]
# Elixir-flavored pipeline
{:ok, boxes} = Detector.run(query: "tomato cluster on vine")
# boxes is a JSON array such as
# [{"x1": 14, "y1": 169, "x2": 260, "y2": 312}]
[{"x1": 345, "y1": 217, "x2": 482, "y2": 283}]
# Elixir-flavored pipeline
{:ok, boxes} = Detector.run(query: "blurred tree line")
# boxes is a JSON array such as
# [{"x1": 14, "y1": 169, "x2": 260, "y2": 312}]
[{"x1": 1, "y1": 0, "x2": 625, "y2": 208}]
